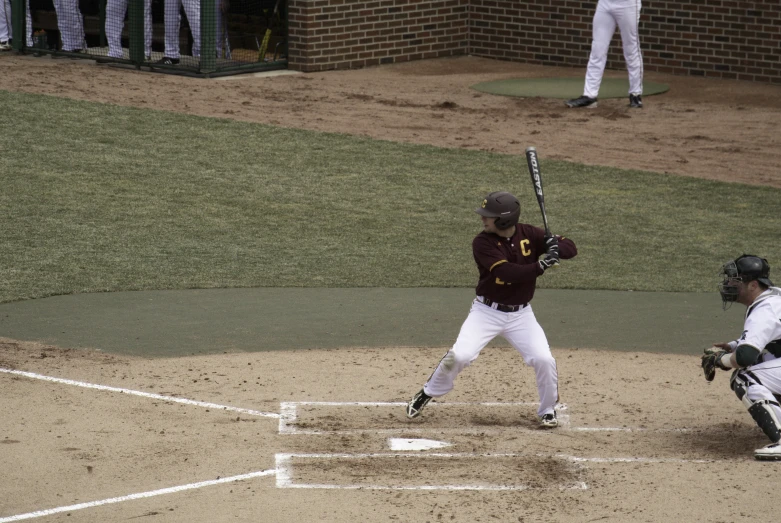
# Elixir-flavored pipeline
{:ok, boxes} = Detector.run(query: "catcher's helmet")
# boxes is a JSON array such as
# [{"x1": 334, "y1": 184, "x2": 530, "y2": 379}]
[
  {"x1": 475, "y1": 191, "x2": 520, "y2": 230},
  {"x1": 718, "y1": 254, "x2": 774, "y2": 309}
]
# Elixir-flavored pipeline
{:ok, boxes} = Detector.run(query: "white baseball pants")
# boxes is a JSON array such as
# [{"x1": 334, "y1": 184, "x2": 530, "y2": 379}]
[
  {"x1": 736, "y1": 361, "x2": 781, "y2": 424},
  {"x1": 53, "y1": 0, "x2": 85, "y2": 51},
  {"x1": 105, "y1": 0, "x2": 152, "y2": 58},
  {"x1": 423, "y1": 299, "x2": 559, "y2": 416},
  {"x1": 584, "y1": 0, "x2": 643, "y2": 98},
  {"x1": 164, "y1": 0, "x2": 200, "y2": 58},
  {"x1": 0, "y1": 0, "x2": 33, "y2": 46}
]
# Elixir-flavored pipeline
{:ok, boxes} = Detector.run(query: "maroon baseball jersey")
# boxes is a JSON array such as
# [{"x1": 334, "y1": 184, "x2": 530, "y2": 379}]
[{"x1": 472, "y1": 223, "x2": 577, "y2": 305}]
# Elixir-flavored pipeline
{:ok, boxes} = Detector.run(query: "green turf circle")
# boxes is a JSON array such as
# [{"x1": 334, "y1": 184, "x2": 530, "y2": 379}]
[{"x1": 470, "y1": 77, "x2": 670, "y2": 99}]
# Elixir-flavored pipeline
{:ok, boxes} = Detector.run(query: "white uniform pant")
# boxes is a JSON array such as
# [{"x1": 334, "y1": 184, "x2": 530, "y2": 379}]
[
  {"x1": 0, "y1": 0, "x2": 33, "y2": 46},
  {"x1": 734, "y1": 360, "x2": 781, "y2": 428},
  {"x1": 105, "y1": 0, "x2": 152, "y2": 58},
  {"x1": 53, "y1": 0, "x2": 85, "y2": 51},
  {"x1": 164, "y1": 0, "x2": 200, "y2": 59},
  {"x1": 584, "y1": 0, "x2": 643, "y2": 98},
  {"x1": 423, "y1": 300, "x2": 558, "y2": 416}
]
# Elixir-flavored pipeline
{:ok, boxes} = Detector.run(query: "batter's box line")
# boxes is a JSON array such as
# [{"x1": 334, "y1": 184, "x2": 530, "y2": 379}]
[
  {"x1": 278, "y1": 401, "x2": 570, "y2": 435},
  {"x1": 274, "y1": 452, "x2": 589, "y2": 491},
  {"x1": 0, "y1": 469, "x2": 277, "y2": 523},
  {"x1": 0, "y1": 368, "x2": 280, "y2": 419}
]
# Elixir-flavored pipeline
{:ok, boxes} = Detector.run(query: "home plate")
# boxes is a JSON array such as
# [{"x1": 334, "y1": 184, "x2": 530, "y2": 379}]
[{"x1": 388, "y1": 438, "x2": 452, "y2": 451}]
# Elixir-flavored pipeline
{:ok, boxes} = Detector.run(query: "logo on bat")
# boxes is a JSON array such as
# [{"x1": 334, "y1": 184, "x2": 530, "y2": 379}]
[{"x1": 529, "y1": 153, "x2": 543, "y2": 196}]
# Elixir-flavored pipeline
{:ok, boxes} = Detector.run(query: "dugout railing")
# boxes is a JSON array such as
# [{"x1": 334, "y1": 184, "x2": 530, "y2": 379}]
[{"x1": 9, "y1": 0, "x2": 287, "y2": 77}]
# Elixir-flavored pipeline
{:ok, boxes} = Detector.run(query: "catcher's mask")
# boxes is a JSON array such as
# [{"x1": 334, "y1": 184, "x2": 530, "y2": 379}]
[
  {"x1": 718, "y1": 254, "x2": 774, "y2": 310},
  {"x1": 474, "y1": 191, "x2": 520, "y2": 230}
]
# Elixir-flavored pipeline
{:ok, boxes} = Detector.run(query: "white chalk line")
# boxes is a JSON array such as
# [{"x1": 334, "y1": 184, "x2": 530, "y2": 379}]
[
  {"x1": 0, "y1": 450, "x2": 718, "y2": 521},
  {"x1": 571, "y1": 427, "x2": 695, "y2": 433},
  {"x1": 556, "y1": 454, "x2": 713, "y2": 464},
  {"x1": 288, "y1": 401, "x2": 540, "y2": 406},
  {"x1": 0, "y1": 368, "x2": 280, "y2": 419},
  {"x1": 0, "y1": 469, "x2": 276, "y2": 523},
  {"x1": 275, "y1": 452, "x2": 588, "y2": 491},
  {"x1": 278, "y1": 401, "x2": 704, "y2": 436},
  {"x1": 278, "y1": 400, "x2": 569, "y2": 435}
]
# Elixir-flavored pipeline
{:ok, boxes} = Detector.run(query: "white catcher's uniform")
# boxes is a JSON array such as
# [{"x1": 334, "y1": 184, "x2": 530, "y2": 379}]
[
  {"x1": 0, "y1": 0, "x2": 33, "y2": 47},
  {"x1": 729, "y1": 288, "x2": 781, "y2": 425},
  {"x1": 53, "y1": 0, "x2": 86, "y2": 51},
  {"x1": 424, "y1": 299, "x2": 558, "y2": 417},
  {"x1": 164, "y1": 0, "x2": 200, "y2": 58},
  {"x1": 105, "y1": 0, "x2": 152, "y2": 59},
  {"x1": 583, "y1": 0, "x2": 644, "y2": 98}
]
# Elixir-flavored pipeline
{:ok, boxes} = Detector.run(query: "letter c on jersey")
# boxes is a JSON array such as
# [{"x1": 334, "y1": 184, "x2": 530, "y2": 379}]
[{"x1": 520, "y1": 239, "x2": 531, "y2": 256}]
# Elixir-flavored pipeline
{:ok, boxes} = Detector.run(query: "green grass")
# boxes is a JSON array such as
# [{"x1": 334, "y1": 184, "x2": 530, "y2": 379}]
[{"x1": 1, "y1": 89, "x2": 780, "y2": 303}]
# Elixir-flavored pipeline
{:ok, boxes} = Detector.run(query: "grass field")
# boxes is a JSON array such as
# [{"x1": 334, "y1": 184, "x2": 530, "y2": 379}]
[{"x1": 2, "y1": 89, "x2": 780, "y2": 303}]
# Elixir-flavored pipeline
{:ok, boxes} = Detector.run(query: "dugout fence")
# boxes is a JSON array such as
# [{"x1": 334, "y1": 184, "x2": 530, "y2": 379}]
[{"x1": 9, "y1": 0, "x2": 287, "y2": 76}]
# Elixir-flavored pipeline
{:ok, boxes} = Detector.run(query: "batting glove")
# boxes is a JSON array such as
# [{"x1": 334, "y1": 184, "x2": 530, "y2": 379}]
[
  {"x1": 538, "y1": 253, "x2": 559, "y2": 272},
  {"x1": 544, "y1": 234, "x2": 559, "y2": 255}
]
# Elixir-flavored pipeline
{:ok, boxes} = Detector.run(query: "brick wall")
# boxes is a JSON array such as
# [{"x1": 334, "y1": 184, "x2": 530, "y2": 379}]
[
  {"x1": 289, "y1": 0, "x2": 781, "y2": 84},
  {"x1": 470, "y1": 0, "x2": 781, "y2": 83},
  {"x1": 288, "y1": 0, "x2": 470, "y2": 72}
]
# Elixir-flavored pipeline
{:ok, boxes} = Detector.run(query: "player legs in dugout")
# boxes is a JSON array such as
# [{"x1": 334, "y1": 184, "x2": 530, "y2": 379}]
[
  {"x1": 105, "y1": 0, "x2": 153, "y2": 60},
  {"x1": 566, "y1": 0, "x2": 644, "y2": 109},
  {"x1": 53, "y1": 0, "x2": 86, "y2": 52},
  {"x1": 0, "y1": 0, "x2": 33, "y2": 50},
  {"x1": 158, "y1": 0, "x2": 201, "y2": 64},
  {"x1": 406, "y1": 192, "x2": 577, "y2": 428},
  {"x1": 702, "y1": 255, "x2": 781, "y2": 460}
]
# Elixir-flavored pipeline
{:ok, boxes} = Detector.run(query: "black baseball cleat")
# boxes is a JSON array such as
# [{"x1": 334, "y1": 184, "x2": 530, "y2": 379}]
[
  {"x1": 629, "y1": 94, "x2": 643, "y2": 108},
  {"x1": 156, "y1": 56, "x2": 180, "y2": 65},
  {"x1": 406, "y1": 389, "x2": 432, "y2": 419},
  {"x1": 539, "y1": 412, "x2": 558, "y2": 428},
  {"x1": 565, "y1": 96, "x2": 598, "y2": 109}
]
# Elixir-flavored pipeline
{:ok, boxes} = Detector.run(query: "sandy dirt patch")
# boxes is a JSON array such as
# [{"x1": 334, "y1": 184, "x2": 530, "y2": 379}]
[{"x1": 0, "y1": 339, "x2": 774, "y2": 522}]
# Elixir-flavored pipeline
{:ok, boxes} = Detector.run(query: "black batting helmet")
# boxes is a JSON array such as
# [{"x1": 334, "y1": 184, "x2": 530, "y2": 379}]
[
  {"x1": 718, "y1": 254, "x2": 774, "y2": 308},
  {"x1": 475, "y1": 191, "x2": 520, "y2": 230}
]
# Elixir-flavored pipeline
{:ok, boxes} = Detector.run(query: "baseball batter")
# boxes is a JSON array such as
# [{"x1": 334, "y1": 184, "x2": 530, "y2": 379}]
[
  {"x1": 702, "y1": 254, "x2": 781, "y2": 460},
  {"x1": 105, "y1": 0, "x2": 152, "y2": 60},
  {"x1": 0, "y1": 0, "x2": 33, "y2": 50},
  {"x1": 566, "y1": 0, "x2": 644, "y2": 109},
  {"x1": 406, "y1": 191, "x2": 577, "y2": 427}
]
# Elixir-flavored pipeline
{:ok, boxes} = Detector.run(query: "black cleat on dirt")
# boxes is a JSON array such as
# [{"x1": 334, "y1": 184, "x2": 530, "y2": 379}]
[
  {"x1": 629, "y1": 94, "x2": 643, "y2": 108},
  {"x1": 565, "y1": 96, "x2": 598, "y2": 109},
  {"x1": 406, "y1": 389, "x2": 432, "y2": 419},
  {"x1": 539, "y1": 412, "x2": 558, "y2": 428}
]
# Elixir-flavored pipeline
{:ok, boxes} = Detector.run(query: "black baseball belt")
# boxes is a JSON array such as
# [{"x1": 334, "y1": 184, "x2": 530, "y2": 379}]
[{"x1": 477, "y1": 296, "x2": 528, "y2": 313}]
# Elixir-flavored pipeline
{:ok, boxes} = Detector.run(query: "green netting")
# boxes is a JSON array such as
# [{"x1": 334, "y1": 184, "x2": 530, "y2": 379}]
[{"x1": 10, "y1": 0, "x2": 287, "y2": 76}]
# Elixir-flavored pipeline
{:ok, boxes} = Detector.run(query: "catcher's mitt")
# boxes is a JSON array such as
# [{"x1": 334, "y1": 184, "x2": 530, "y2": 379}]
[{"x1": 701, "y1": 347, "x2": 729, "y2": 382}]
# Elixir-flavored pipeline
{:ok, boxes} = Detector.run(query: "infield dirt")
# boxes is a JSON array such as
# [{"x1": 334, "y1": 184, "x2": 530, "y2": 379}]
[{"x1": 0, "y1": 338, "x2": 775, "y2": 522}]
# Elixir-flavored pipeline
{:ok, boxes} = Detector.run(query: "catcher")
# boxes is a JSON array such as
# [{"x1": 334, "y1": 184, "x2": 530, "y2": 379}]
[{"x1": 702, "y1": 254, "x2": 781, "y2": 460}]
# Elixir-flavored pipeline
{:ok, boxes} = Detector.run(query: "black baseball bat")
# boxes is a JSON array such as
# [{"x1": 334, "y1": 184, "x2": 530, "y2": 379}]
[{"x1": 524, "y1": 146, "x2": 551, "y2": 236}]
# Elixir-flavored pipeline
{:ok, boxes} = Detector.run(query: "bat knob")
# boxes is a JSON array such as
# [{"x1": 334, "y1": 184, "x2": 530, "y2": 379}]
[{"x1": 525, "y1": 146, "x2": 536, "y2": 153}]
